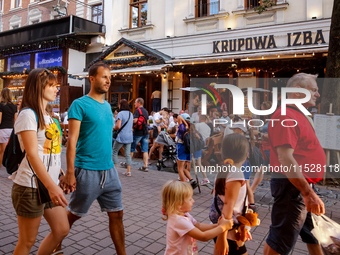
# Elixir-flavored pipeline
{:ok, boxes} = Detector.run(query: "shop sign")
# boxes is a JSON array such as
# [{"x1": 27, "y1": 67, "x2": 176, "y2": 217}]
[
  {"x1": 105, "y1": 45, "x2": 144, "y2": 60},
  {"x1": 9, "y1": 78, "x2": 25, "y2": 87},
  {"x1": 34, "y1": 50, "x2": 63, "y2": 68},
  {"x1": 212, "y1": 30, "x2": 326, "y2": 53},
  {"x1": 114, "y1": 51, "x2": 138, "y2": 57},
  {"x1": 8, "y1": 54, "x2": 30, "y2": 72}
]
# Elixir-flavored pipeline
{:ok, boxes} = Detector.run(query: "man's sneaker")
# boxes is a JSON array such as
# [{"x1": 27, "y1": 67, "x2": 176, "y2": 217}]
[
  {"x1": 200, "y1": 179, "x2": 211, "y2": 186},
  {"x1": 190, "y1": 179, "x2": 198, "y2": 190}
]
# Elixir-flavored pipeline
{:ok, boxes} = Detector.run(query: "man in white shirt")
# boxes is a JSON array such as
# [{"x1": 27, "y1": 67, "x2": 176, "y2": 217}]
[
  {"x1": 149, "y1": 107, "x2": 169, "y2": 167},
  {"x1": 195, "y1": 115, "x2": 211, "y2": 143},
  {"x1": 192, "y1": 106, "x2": 201, "y2": 123},
  {"x1": 169, "y1": 112, "x2": 174, "y2": 123},
  {"x1": 167, "y1": 113, "x2": 178, "y2": 133}
]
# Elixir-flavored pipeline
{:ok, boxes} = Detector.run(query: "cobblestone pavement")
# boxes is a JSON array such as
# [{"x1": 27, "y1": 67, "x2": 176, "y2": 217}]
[{"x1": 1, "y1": 151, "x2": 340, "y2": 254}]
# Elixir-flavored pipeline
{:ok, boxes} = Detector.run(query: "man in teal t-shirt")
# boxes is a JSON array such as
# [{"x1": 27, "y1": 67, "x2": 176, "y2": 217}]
[{"x1": 59, "y1": 63, "x2": 126, "y2": 255}]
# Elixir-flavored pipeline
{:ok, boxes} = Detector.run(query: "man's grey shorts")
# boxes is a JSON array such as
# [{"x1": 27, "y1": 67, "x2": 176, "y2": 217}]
[{"x1": 68, "y1": 166, "x2": 123, "y2": 217}]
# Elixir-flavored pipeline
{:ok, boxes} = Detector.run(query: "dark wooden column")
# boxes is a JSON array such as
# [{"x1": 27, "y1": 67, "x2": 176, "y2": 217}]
[
  {"x1": 60, "y1": 48, "x2": 69, "y2": 113},
  {"x1": 132, "y1": 74, "x2": 138, "y2": 112}
]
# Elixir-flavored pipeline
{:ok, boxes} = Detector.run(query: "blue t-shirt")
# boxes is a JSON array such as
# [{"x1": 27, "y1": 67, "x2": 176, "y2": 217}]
[
  {"x1": 115, "y1": 110, "x2": 133, "y2": 144},
  {"x1": 68, "y1": 95, "x2": 114, "y2": 170},
  {"x1": 242, "y1": 159, "x2": 252, "y2": 180},
  {"x1": 262, "y1": 121, "x2": 269, "y2": 134}
]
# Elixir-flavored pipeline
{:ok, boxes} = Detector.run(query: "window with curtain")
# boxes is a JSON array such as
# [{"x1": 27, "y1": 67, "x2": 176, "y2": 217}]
[
  {"x1": 196, "y1": 0, "x2": 219, "y2": 18},
  {"x1": 92, "y1": 4, "x2": 103, "y2": 23},
  {"x1": 130, "y1": 0, "x2": 147, "y2": 28}
]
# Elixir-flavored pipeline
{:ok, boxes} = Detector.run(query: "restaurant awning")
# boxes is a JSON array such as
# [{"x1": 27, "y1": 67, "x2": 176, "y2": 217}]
[
  {"x1": 71, "y1": 64, "x2": 171, "y2": 77},
  {"x1": 110, "y1": 64, "x2": 171, "y2": 74}
]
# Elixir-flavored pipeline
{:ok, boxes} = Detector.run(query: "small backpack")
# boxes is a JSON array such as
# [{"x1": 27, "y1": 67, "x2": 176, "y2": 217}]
[
  {"x1": 134, "y1": 108, "x2": 147, "y2": 131},
  {"x1": 3, "y1": 109, "x2": 38, "y2": 175}
]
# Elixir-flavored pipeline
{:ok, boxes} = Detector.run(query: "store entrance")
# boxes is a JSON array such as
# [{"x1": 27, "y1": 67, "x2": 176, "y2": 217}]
[{"x1": 110, "y1": 76, "x2": 132, "y2": 112}]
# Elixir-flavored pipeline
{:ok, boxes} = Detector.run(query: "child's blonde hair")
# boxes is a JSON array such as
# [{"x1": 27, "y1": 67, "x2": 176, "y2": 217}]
[
  {"x1": 161, "y1": 180, "x2": 193, "y2": 220},
  {"x1": 213, "y1": 111, "x2": 220, "y2": 118}
]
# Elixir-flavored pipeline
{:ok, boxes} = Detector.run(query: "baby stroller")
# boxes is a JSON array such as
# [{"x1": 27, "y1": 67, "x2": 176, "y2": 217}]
[{"x1": 154, "y1": 131, "x2": 178, "y2": 172}]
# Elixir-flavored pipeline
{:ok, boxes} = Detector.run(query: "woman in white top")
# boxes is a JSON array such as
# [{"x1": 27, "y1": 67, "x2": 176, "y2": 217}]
[
  {"x1": 11, "y1": 68, "x2": 69, "y2": 255},
  {"x1": 209, "y1": 133, "x2": 251, "y2": 255}
]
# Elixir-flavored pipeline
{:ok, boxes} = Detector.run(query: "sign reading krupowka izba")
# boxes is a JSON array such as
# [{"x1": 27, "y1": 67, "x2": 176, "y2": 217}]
[{"x1": 212, "y1": 30, "x2": 326, "y2": 53}]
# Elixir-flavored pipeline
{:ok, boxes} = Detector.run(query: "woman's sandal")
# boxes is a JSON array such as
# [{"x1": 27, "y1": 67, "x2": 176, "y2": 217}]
[
  {"x1": 138, "y1": 166, "x2": 149, "y2": 172},
  {"x1": 120, "y1": 162, "x2": 127, "y2": 168},
  {"x1": 122, "y1": 172, "x2": 131, "y2": 177}
]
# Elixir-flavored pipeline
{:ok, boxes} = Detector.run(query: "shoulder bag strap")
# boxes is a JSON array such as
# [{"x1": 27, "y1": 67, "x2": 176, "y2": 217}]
[
  {"x1": 116, "y1": 111, "x2": 131, "y2": 135},
  {"x1": 138, "y1": 108, "x2": 146, "y2": 122},
  {"x1": 214, "y1": 181, "x2": 248, "y2": 217}
]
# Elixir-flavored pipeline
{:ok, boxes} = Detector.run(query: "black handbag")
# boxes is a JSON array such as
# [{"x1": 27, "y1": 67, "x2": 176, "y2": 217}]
[{"x1": 113, "y1": 112, "x2": 131, "y2": 139}]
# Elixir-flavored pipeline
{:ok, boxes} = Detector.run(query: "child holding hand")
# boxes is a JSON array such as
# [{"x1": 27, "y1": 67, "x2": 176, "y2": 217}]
[{"x1": 162, "y1": 180, "x2": 233, "y2": 255}]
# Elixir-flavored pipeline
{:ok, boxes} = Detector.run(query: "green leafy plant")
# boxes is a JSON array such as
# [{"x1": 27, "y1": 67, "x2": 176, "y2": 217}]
[{"x1": 254, "y1": 0, "x2": 276, "y2": 14}]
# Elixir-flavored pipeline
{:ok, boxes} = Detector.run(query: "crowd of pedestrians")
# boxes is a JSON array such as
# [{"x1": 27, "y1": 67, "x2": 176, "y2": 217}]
[{"x1": 2, "y1": 64, "x2": 327, "y2": 255}]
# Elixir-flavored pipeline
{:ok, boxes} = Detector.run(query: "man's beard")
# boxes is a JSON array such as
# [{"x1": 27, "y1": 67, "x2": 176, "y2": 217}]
[{"x1": 94, "y1": 85, "x2": 108, "y2": 94}]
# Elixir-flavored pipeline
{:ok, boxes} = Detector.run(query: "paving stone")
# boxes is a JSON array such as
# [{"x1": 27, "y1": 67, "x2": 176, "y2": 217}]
[
  {"x1": 144, "y1": 242, "x2": 164, "y2": 253},
  {"x1": 79, "y1": 246, "x2": 99, "y2": 254},
  {"x1": 125, "y1": 245, "x2": 144, "y2": 254},
  {"x1": 0, "y1": 152, "x2": 339, "y2": 254},
  {"x1": 95, "y1": 237, "x2": 114, "y2": 248}
]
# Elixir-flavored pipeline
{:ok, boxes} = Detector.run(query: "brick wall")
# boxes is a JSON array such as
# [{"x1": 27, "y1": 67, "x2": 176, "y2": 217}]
[{"x1": 0, "y1": 0, "x2": 98, "y2": 32}]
